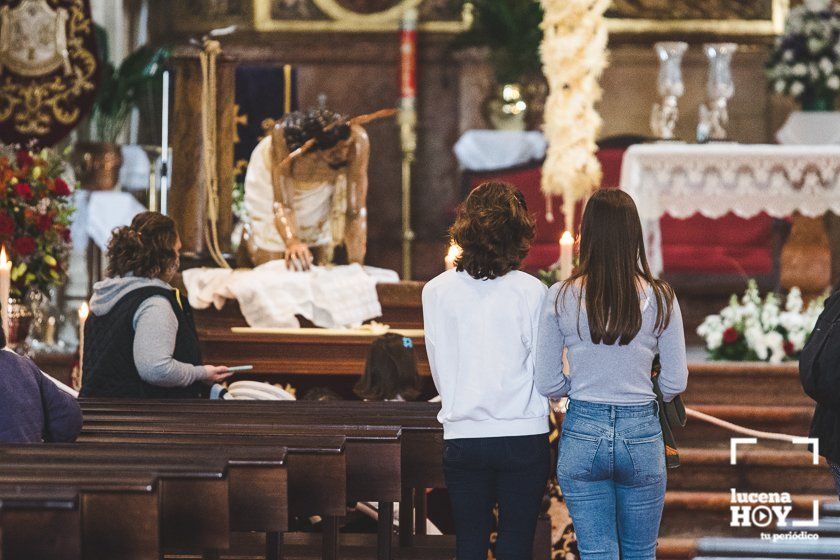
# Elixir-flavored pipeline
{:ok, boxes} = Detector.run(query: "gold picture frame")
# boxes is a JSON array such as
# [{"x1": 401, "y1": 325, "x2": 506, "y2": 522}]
[
  {"x1": 251, "y1": 0, "x2": 471, "y2": 33},
  {"x1": 606, "y1": 0, "x2": 789, "y2": 41}
]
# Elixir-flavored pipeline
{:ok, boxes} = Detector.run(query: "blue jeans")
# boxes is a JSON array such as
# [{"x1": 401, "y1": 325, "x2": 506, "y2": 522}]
[
  {"x1": 443, "y1": 433, "x2": 550, "y2": 560},
  {"x1": 557, "y1": 399, "x2": 666, "y2": 560}
]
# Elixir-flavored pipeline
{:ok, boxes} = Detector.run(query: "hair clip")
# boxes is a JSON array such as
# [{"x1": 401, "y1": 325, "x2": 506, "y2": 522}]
[{"x1": 402, "y1": 337, "x2": 413, "y2": 349}]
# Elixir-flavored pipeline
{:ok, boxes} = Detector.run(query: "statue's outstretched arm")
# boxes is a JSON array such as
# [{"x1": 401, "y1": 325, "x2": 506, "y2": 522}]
[
  {"x1": 345, "y1": 125, "x2": 370, "y2": 264},
  {"x1": 269, "y1": 127, "x2": 301, "y2": 247}
]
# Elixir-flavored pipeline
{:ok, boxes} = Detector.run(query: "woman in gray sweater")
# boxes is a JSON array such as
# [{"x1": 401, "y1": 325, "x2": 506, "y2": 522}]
[
  {"x1": 535, "y1": 189, "x2": 688, "y2": 560},
  {"x1": 80, "y1": 212, "x2": 231, "y2": 398}
]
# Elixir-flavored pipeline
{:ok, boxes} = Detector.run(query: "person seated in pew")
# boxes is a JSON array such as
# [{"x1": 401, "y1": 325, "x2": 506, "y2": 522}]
[
  {"x1": 354, "y1": 333, "x2": 422, "y2": 401},
  {"x1": 0, "y1": 327, "x2": 82, "y2": 443},
  {"x1": 79, "y1": 212, "x2": 232, "y2": 398}
]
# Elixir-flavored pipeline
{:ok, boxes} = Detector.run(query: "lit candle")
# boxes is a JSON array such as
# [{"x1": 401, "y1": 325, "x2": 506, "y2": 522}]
[
  {"x1": 445, "y1": 242, "x2": 462, "y2": 270},
  {"x1": 78, "y1": 302, "x2": 89, "y2": 371},
  {"x1": 557, "y1": 230, "x2": 574, "y2": 281},
  {"x1": 45, "y1": 316, "x2": 56, "y2": 346},
  {"x1": 0, "y1": 246, "x2": 11, "y2": 344},
  {"x1": 160, "y1": 70, "x2": 170, "y2": 215}
]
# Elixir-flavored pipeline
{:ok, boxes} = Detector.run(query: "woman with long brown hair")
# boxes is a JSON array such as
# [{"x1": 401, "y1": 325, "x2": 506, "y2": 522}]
[{"x1": 535, "y1": 189, "x2": 688, "y2": 559}]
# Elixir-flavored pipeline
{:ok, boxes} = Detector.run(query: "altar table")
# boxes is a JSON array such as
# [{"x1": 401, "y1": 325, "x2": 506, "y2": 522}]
[
  {"x1": 191, "y1": 281, "x2": 428, "y2": 387},
  {"x1": 620, "y1": 144, "x2": 840, "y2": 277}
]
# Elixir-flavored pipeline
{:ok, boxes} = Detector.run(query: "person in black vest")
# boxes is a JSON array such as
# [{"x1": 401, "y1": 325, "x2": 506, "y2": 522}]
[{"x1": 79, "y1": 212, "x2": 231, "y2": 398}]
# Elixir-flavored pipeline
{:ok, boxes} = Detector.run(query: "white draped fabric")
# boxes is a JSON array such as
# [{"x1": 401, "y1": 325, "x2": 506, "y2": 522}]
[
  {"x1": 453, "y1": 130, "x2": 547, "y2": 171},
  {"x1": 182, "y1": 262, "x2": 399, "y2": 329},
  {"x1": 620, "y1": 143, "x2": 840, "y2": 276}
]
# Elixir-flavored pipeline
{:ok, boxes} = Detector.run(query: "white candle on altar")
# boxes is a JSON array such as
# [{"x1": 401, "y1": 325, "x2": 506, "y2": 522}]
[
  {"x1": 0, "y1": 246, "x2": 10, "y2": 343},
  {"x1": 160, "y1": 70, "x2": 170, "y2": 215},
  {"x1": 78, "y1": 302, "x2": 89, "y2": 371},
  {"x1": 558, "y1": 230, "x2": 574, "y2": 281},
  {"x1": 445, "y1": 242, "x2": 462, "y2": 271}
]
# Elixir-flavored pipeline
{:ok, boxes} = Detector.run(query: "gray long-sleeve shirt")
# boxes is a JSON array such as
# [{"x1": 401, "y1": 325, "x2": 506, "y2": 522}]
[
  {"x1": 535, "y1": 282, "x2": 688, "y2": 404},
  {"x1": 89, "y1": 276, "x2": 209, "y2": 387}
]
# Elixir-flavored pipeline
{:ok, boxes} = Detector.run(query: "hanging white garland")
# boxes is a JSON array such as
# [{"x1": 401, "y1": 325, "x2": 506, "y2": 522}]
[{"x1": 539, "y1": 0, "x2": 610, "y2": 229}]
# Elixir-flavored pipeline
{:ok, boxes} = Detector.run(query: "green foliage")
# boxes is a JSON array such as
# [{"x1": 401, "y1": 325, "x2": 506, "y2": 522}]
[
  {"x1": 91, "y1": 25, "x2": 170, "y2": 143},
  {"x1": 451, "y1": 0, "x2": 544, "y2": 84}
]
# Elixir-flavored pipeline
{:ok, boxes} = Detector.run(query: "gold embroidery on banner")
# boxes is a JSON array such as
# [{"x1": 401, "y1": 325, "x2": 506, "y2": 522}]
[{"x1": 0, "y1": 0, "x2": 96, "y2": 138}]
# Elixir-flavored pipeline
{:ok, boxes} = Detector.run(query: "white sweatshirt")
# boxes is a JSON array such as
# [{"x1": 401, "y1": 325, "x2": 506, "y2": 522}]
[{"x1": 422, "y1": 269, "x2": 550, "y2": 439}]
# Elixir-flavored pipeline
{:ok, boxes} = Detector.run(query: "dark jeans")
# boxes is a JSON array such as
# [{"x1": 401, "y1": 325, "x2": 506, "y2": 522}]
[
  {"x1": 829, "y1": 458, "x2": 840, "y2": 498},
  {"x1": 443, "y1": 433, "x2": 550, "y2": 560}
]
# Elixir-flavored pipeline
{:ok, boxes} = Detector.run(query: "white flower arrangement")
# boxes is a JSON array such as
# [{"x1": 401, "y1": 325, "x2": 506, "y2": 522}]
[
  {"x1": 766, "y1": 0, "x2": 840, "y2": 105},
  {"x1": 539, "y1": 0, "x2": 610, "y2": 224},
  {"x1": 697, "y1": 280, "x2": 825, "y2": 363}
]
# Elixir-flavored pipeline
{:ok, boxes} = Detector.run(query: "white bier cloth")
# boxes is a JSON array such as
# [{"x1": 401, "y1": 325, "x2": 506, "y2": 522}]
[{"x1": 182, "y1": 262, "x2": 399, "y2": 329}]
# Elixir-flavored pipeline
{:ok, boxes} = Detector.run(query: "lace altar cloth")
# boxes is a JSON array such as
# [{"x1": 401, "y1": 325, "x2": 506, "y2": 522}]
[{"x1": 619, "y1": 143, "x2": 840, "y2": 276}]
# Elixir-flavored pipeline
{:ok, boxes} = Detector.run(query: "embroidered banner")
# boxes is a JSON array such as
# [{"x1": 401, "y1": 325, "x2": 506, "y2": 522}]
[{"x1": 0, "y1": 0, "x2": 99, "y2": 146}]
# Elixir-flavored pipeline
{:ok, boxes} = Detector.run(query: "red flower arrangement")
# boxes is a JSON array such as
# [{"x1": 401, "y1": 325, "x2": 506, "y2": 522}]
[{"x1": 0, "y1": 146, "x2": 74, "y2": 299}]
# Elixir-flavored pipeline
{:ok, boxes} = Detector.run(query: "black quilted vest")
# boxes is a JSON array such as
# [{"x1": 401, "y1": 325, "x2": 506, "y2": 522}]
[{"x1": 79, "y1": 286, "x2": 206, "y2": 399}]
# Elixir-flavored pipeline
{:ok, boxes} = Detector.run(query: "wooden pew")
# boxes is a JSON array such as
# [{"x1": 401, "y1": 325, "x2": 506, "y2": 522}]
[
  {"x1": 83, "y1": 399, "x2": 443, "y2": 546},
  {"x1": 81, "y1": 415, "x2": 401, "y2": 560},
  {"x1": 0, "y1": 455, "x2": 230, "y2": 556},
  {"x1": 0, "y1": 488, "x2": 79, "y2": 560},
  {"x1": 77, "y1": 426, "x2": 348, "y2": 560},
  {"x1": 0, "y1": 474, "x2": 159, "y2": 560},
  {"x1": 0, "y1": 443, "x2": 288, "y2": 559}
]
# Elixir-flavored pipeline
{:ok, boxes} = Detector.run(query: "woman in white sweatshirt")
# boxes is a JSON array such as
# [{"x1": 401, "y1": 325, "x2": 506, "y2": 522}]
[{"x1": 422, "y1": 182, "x2": 550, "y2": 560}]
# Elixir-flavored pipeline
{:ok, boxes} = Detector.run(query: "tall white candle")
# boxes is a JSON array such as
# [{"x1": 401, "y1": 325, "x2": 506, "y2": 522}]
[
  {"x1": 160, "y1": 70, "x2": 170, "y2": 215},
  {"x1": 0, "y1": 246, "x2": 11, "y2": 344},
  {"x1": 444, "y1": 242, "x2": 462, "y2": 271},
  {"x1": 78, "y1": 302, "x2": 90, "y2": 371},
  {"x1": 558, "y1": 230, "x2": 574, "y2": 281}
]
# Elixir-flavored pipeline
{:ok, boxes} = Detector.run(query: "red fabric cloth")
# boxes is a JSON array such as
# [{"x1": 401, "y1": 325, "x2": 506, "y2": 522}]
[{"x1": 464, "y1": 148, "x2": 775, "y2": 276}]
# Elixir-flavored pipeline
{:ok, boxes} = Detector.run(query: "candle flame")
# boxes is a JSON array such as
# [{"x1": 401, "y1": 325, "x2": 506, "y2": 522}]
[
  {"x1": 0, "y1": 246, "x2": 9, "y2": 269},
  {"x1": 560, "y1": 231, "x2": 574, "y2": 244},
  {"x1": 446, "y1": 243, "x2": 463, "y2": 261},
  {"x1": 78, "y1": 302, "x2": 90, "y2": 321}
]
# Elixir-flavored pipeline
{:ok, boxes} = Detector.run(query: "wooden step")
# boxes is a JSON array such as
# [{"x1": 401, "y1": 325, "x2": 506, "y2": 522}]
[
  {"x1": 682, "y1": 363, "x2": 813, "y2": 407},
  {"x1": 777, "y1": 516, "x2": 840, "y2": 537},
  {"x1": 676, "y1": 405, "x2": 814, "y2": 448},
  {"x1": 657, "y1": 536, "x2": 696, "y2": 559},
  {"x1": 659, "y1": 492, "x2": 835, "y2": 539},
  {"x1": 821, "y1": 502, "x2": 840, "y2": 518},
  {"x1": 694, "y1": 535, "x2": 840, "y2": 558},
  {"x1": 668, "y1": 449, "x2": 836, "y2": 494}
]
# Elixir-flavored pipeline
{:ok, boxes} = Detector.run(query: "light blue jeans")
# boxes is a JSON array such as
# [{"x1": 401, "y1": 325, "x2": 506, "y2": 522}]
[{"x1": 557, "y1": 399, "x2": 666, "y2": 560}]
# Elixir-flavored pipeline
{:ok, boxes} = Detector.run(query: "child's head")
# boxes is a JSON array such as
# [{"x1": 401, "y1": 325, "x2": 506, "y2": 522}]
[
  {"x1": 450, "y1": 181, "x2": 535, "y2": 280},
  {"x1": 354, "y1": 333, "x2": 421, "y2": 401}
]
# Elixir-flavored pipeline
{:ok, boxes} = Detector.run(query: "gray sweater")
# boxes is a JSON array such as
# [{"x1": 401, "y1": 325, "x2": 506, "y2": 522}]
[
  {"x1": 89, "y1": 276, "x2": 209, "y2": 387},
  {"x1": 535, "y1": 282, "x2": 688, "y2": 404}
]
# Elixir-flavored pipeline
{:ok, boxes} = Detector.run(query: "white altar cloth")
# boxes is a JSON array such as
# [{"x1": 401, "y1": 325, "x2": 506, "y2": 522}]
[
  {"x1": 182, "y1": 262, "x2": 399, "y2": 329},
  {"x1": 620, "y1": 143, "x2": 840, "y2": 276},
  {"x1": 453, "y1": 130, "x2": 546, "y2": 171}
]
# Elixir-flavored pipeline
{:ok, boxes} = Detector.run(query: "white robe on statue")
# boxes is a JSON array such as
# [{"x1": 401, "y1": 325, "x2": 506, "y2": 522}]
[{"x1": 244, "y1": 136, "x2": 344, "y2": 253}]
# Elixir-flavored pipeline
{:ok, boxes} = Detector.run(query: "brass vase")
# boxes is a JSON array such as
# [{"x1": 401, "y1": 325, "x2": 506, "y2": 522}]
[
  {"x1": 72, "y1": 142, "x2": 123, "y2": 191},
  {"x1": 485, "y1": 83, "x2": 528, "y2": 131}
]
